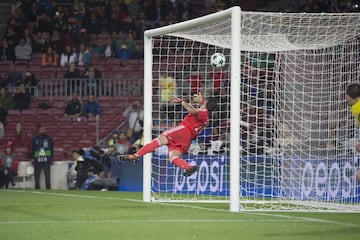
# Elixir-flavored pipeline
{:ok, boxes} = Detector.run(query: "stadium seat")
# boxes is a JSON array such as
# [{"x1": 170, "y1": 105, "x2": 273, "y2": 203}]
[
  {"x1": 56, "y1": 70, "x2": 66, "y2": 78},
  {"x1": 40, "y1": 71, "x2": 56, "y2": 79}
]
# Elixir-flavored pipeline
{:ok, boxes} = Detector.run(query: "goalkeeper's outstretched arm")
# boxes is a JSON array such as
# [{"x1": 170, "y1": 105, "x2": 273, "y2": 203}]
[{"x1": 171, "y1": 97, "x2": 198, "y2": 115}]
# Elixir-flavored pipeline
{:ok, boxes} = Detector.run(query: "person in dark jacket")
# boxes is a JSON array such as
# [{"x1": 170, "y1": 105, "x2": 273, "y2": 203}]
[
  {"x1": 13, "y1": 84, "x2": 31, "y2": 112},
  {"x1": 32, "y1": 125, "x2": 53, "y2": 189},
  {"x1": 64, "y1": 91, "x2": 82, "y2": 119}
]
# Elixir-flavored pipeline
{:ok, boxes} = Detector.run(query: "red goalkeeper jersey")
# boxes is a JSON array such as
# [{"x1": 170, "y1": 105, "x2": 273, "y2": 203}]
[{"x1": 179, "y1": 108, "x2": 209, "y2": 139}]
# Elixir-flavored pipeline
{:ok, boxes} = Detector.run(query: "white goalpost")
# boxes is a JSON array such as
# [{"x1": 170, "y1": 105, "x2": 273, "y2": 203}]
[{"x1": 143, "y1": 6, "x2": 360, "y2": 212}]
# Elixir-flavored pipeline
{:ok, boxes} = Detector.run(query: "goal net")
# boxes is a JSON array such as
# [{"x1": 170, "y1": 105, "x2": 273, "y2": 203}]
[{"x1": 143, "y1": 7, "x2": 360, "y2": 211}]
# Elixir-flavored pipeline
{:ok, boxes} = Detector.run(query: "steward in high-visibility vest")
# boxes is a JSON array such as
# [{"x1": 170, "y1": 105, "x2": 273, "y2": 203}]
[{"x1": 32, "y1": 125, "x2": 53, "y2": 189}]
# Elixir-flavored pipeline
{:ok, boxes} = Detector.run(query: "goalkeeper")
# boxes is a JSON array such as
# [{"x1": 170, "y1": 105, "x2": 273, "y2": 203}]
[
  {"x1": 123, "y1": 93, "x2": 218, "y2": 177},
  {"x1": 345, "y1": 83, "x2": 360, "y2": 181}
]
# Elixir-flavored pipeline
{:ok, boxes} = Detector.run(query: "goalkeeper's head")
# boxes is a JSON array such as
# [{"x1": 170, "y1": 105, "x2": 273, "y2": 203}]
[
  {"x1": 346, "y1": 83, "x2": 360, "y2": 105},
  {"x1": 205, "y1": 97, "x2": 218, "y2": 112}
]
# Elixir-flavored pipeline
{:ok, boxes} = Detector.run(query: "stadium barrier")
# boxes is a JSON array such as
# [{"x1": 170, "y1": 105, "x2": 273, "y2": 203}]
[
  {"x1": 39, "y1": 77, "x2": 143, "y2": 98},
  {"x1": 16, "y1": 155, "x2": 360, "y2": 203},
  {"x1": 15, "y1": 161, "x2": 73, "y2": 190}
]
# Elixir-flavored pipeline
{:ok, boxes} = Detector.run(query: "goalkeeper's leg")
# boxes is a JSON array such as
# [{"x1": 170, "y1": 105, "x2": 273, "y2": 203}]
[
  {"x1": 169, "y1": 151, "x2": 198, "y2": 177},
  {"x1": 127, "y1": 136, "x2": 168, "y2": 164}
]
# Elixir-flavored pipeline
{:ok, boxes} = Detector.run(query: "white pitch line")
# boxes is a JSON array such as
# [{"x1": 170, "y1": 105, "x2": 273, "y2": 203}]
[
  {"x1": 153, "y1": 202, "x2": 360, "y2": 228},
  {"x1": 0, "y1": 219, "x2": 310, "y2": 225},
  {"x1": 7, "y1": 190, "x2": 360, "y2": 228},
  {"x1": 249, "y1": 212, "x2": 360, "y2": 228}
]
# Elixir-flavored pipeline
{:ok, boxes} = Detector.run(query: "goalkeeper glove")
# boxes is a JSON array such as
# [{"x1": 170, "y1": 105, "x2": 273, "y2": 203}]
[{"x1": 193, "y1": 92, "x2": 205, "y2": 105}]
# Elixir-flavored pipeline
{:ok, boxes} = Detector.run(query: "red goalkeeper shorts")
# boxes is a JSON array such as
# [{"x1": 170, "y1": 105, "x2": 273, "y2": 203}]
[{"x1": 162, "y1": 125, "x2": 192, "y2": 154}]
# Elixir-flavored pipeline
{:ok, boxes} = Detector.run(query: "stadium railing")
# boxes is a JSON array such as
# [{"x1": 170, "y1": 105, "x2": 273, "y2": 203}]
[{"x1": 38, "y1": 77, "x2": 143, "y2": 99}]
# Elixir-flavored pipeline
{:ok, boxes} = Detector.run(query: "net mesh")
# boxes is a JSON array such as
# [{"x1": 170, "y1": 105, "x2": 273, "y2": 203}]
[{"x1": 148, "y1": 10, "x2": 360, "y2": 211}]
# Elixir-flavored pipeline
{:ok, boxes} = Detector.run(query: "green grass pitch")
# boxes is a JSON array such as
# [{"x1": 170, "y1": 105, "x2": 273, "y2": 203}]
[{"x1": 1, "y1": 190, "x2": 359, "y2": 240}]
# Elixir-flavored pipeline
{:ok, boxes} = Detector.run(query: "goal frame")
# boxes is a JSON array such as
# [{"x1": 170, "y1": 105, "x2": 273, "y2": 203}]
[
  {"x1": 142, "y1": 7, "x2": 360, "y2": 212},
  {"x1": 143, "y1": 6, "x2": 242, "y2": 212}
]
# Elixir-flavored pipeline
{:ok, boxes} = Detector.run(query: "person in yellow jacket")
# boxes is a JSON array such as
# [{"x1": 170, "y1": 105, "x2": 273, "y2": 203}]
[{"x1": 345, "y1": 83, "x2": 360, "y2": 181}]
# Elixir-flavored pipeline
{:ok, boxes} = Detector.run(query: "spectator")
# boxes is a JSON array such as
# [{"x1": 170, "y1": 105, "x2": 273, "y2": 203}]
[
  {"x1": 5, "y1": 27, "x2": 19, "y2": 52},
  {"x1": 134, "y1": 13, "x2": 146, "y2": 40},
  {"x1": 36, "y1": 13, "x2": 53, "y2": 33},
  {"x1": 22, "y1": 1, "x2": 39, "y2": 24},
  {"x1": 102, "y1": 37, "x2": 115, "y2": 62},
  {"x1": 108, "y1": 130, "x2": 120, "y2": 147},
  {"x1": 84, "y1": 12, "x2": 101, "y2": 36},
  {"x1": 73, "y1": 0, "x2": 86, "y2": 21},
  {"x1": 123, "y1": 100, "x2": 144, "y2": 143},
  {"x1": 13, "y1": 84, "x2": 31, "y2": 112},
  {"x1": 14, "y1": 38, "x2": 32, "y2": 61},
  {"x1": 12, "y1": 122, "x2": 28, "y2": 148},
  {"x1": 0, "y1": 102, "x2": 8, "y2": 126},
  {"x1": 0, "y1": 142, "x2": 19, "y2": 188},
  {"x1": 197, "y1": 126, "x2": 214, "y2": 154},
  {"x1": 62, "y1": 25, "x2": 75, "y2": 49},
  {"x1": 49, "y1": 29, "x2": 61, "y2": 54},
  {"x1": 23, "y1": 29, "x2": 34, "y2": 48},
  {"x1": 144, "y1": 0, "x2": 172, "y2": 25},
  {"x1": 102, "y1": 147, "x2": 113, "y2": 178},
  {"x1": 0, "y1": 38, "x2": 15, "y2": 62},
  {"x1": 0, "y1": 156, "x2": 7, "y2": 188},
  {"x1": 133, "y1": 41, "x2": 144, "y2": 59},
  {"x1": 81, "y1": 166, "x2": 99, "y2": 190},
  {"x1": 77, "y1": 28, "x2": 90, "y2": 48},
  {"x1": 78, "y1": 146, "x2": 104, "y2": 175},
  {"x1": 71, "y1": 150, "x2": 89, "y2": 190},
  {"x1": 64, "y1": 91, "x2": 82, "y2": 119},
  {"x1": 120, "y1": 16, "x2": 136, "y2": 34},
  {"x1": 132, "y1": 133, "x2": 144, "y2": 151},
  {"x1": 188, "y1": 71, "x2": 203, "y2": 95},
  {"x1": 103, "y1": 145, "x2": 122, "y2": 184},
  {"x1": 23, "y1": 70, "x2": 38, "y2": 95},
  {"x1": 77, "y1": 43, "x2": 91, "y2": 69},
  {"x1": 32, "y1": 32, "x2": 47, "y2": 53},
  {"x1": 177, "y1": 0, "x2": 195, "y2": 21},
  {"x1": 159, "y1": 74, "x2": 177, "y2": 103},
  {"x1": 0, "y1": 87, "x2": 14, "y2": 109},
  {"x1": 31, "y1": 125, "x2": 53, "y2": 190},
  {"x1": 123, "y1": 32, "x2": 136, "y2": 55},
  {"x1": 110, "y1": 31, "x2": 120, "y2": 53},
  {"x1": 0, "y1": 120, "x2": 4, "y2": 139},
  {"x1": 208, "y1": 68, "x2": 225, "y2": 95},
  {"x1": 82, "y1": 65, "x2": 102, "y2": 95},
  {"x1": 4, "y1": 64, "x2": 23, "y2": 87},
  {"x1": 41, "y1": 46, "x2": 58, "y2": 67},
  {"x1": 59, "y1": 45, "x2": 77, "y2": 67},
  {"x1": 116, "y1": 43, "x2": 132, "y2": 64},
  {"x1": 115, "y1": 131, "x2": 133, "y2": 155},
  {"x1": 107, "y1": 11, "x2": 120, "y2": 34},
  {"x1": 82, "y1": 94, "x2": 101, "y2": 119},
  {"x1": 64, "y1": 62, "x2": 81, "y2": 94}
]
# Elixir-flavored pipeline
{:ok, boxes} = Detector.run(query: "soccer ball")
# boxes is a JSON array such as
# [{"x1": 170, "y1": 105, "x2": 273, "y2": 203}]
[{"x1": 210, "y1": 52, "x2": 226, "y2": 68}]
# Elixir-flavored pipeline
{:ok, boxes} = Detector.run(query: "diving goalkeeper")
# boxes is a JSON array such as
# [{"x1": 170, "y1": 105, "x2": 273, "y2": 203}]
[
  {"x1": 123, "y1": 93, "x2": 218, "y2": 177},
  {"x1": 345, "y1": 83, "x2": 360, "y2": 181}
]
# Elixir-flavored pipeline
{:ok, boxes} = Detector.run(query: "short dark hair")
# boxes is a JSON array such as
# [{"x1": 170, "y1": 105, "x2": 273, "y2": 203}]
[
  {"x1": 346, "y1": 83, "x2": 360, "y2": 99},
  {"x1": 206, "y1": 97, "x2": 218, "y2": 112}
]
